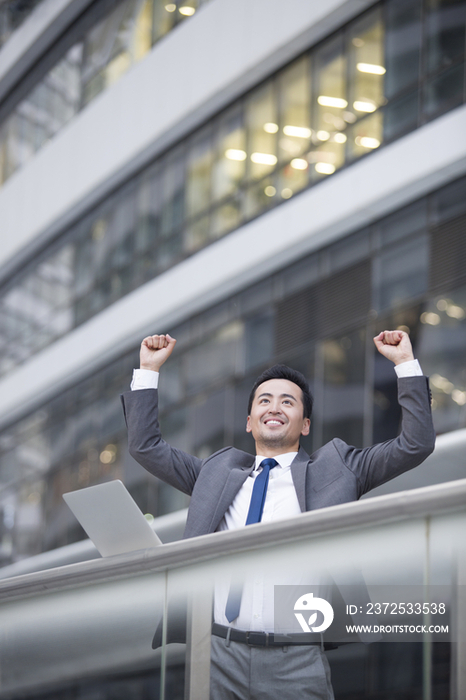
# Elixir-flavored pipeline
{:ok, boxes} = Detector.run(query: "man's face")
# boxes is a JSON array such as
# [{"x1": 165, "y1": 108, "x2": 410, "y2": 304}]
[{"x1": 246, "y1": 378, "x2": 310, "y2": 454}]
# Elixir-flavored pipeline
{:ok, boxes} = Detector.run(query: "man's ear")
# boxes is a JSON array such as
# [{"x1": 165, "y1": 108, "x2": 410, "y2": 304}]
[
  {"x1": 246, "y1": 416, "x2": 252, "y2": 433},
  {"x1": 301, "y1": 418, "x2": 311, "y2": 437}
]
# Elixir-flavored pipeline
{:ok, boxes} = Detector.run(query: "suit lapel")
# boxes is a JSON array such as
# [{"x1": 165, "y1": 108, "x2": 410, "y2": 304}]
[
  {"x1": 291, "y1": 446, "x2": 311, "y2": 512},
  {"x1": 207, "y1": 450, "x2": 255, "y2": 533}
]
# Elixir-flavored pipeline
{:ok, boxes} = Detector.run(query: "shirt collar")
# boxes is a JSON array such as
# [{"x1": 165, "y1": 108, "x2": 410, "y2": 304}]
[{"x1": 254, "y1": 452, "x2": 298, "y2": 471}]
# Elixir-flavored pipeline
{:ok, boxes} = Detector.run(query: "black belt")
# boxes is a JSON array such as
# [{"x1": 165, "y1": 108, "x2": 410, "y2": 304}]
[{"x1": 212, "y1": 623, "x2": 321, "y2": 647}]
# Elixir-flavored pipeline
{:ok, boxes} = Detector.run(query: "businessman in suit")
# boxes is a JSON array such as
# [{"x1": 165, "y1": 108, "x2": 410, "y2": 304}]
[{"x1": 121, "y1": 330, "x2": 435, "y2": 700}]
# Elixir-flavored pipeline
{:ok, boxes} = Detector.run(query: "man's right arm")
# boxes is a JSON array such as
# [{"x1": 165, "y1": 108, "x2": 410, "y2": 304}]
[{"x1": 121, "y1": 334, "x2": 202, "y2": 495}]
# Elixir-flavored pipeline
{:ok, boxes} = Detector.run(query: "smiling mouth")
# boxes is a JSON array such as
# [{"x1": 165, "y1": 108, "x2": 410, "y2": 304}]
[{"x1": 264, "y1": 419, "x2": 284, "y2": 426}]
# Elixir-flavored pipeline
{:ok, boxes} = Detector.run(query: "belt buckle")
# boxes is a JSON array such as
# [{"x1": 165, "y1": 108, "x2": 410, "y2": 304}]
[{"x1": 246, "y1": 631, "x2": 269, "y2": 647}]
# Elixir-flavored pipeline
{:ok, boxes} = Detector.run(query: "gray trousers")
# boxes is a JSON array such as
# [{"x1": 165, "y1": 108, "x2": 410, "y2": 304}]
[{"x1": 210, "y1": 636, "x2": 335, "y2": 700}]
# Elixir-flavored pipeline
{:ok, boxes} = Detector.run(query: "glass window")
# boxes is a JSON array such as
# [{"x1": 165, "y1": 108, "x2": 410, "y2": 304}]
[
  {"x1": 244, "y1": 311, "x2": 274, "y2": 370},
  {"x1": 277, "y1": 161, "x2": 308, "y2": 200},
  {"x1": 321, "y1": 329, "x2": 366, "y2": 447},
  {"x1": 184, "y1": 321, "x2": 244, "y2": 393},
  {"x1": 152, "y1": 0, "x2": 177, "y2": 43},
  {"x1": 432, "y1": 176, "x2": 466, "y2": 223},
  {"x1": 383, "y1": 89, "x2": 419, "y2": 141},
  {"x1": 246, "y1": 82, "x2": 278, "y2": 181},
  {"x1": 186, "y1": 128, "x2": 213, "y2": 218},
  {"x1": 160, "y1": 148, "x2": 186, "y2": 239},
  {"x1": 282, "y1": 254, "x2": 320, "y2": 297},
  {"x1": 81, "y1": 0, "x2": 139, "y2": 105},
  {"x1": 278, "y1": 57, "x2": 312, "y2": 163},
  {"x1": 327, "y1": 228, "x2": 371, "y2": 272},
  {"x1": 133, "y1": 0, "x2": 153, "y2": 62},
  {"x1": 276, "y1": 58, "x2": 312, "y2": 196},
  {"x1": 349, "y1": 8, "x2": 386, "y2": 117},
  {"x1": 211, "y1": 198, "x2": 242, "y2": 238},
  {"x1": 418, "y1": 286, "x2": 466, "y2": 433},
  {"x1": 190, "y1": 388, "x2": 226, "y2": 456},
  {"x1": 347, "y1": 110, "x2": 383, "y2": 160},
  {"x1": 232, "y1": 373, "x2": 257, "y2": 452},
  {"x1": 385, "y1": 0, "x2": 422, "y2": 99},
  {"x1": 312, "y1": 35, "x2": 347, "y2": 178},
  {"x1": 423, "y1": 62, "x2": 465, "y2": 119},
  {"x1": 374, "y1": 233, "x2": 429, "y2": 310},
  {"x1": 184, "y1": 214, "x2": 211, "y2": 252},
  {"x1": 378, "y1": 199, "x2": 428, "y2": 246},
  {"x1": 372, "y1": 304, "x2": 423, "y2": 443},
  {"x1": 136, "y1": 164, "x2": 162, "y2": 254},
  {"x1": 424, "y1": 0, "x2": 466, "y2": 76},
  {"x1": 213, "y1": 106, "x2": 246, "y2": 201},
  {"x1": 244, "y1": 174, "x2": 276, "y2": 219}
]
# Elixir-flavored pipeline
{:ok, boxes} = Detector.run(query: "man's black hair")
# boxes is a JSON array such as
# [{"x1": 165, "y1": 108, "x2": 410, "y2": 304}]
[{"x1": 247, "y1": 365, "x2": 313, "y2": 419}]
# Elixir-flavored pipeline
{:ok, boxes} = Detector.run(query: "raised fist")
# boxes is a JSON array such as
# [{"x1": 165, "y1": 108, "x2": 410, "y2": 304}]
[
  {"x1": 140, "y1": 334, "x2": 176, "y2": 372},
  {"x1": 373, "y1": 330, "x2": 414, "y2": 366}
]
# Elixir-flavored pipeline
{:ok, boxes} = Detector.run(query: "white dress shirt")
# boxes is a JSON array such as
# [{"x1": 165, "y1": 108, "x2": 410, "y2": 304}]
[{"x1": 130, "y1": 359, "x2": 423, "y2": 630}]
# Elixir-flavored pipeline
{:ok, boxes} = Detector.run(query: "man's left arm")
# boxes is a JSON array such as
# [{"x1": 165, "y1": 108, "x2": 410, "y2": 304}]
[{"x1": 337, "y1": 331, "x2": 436, "y2": 496}]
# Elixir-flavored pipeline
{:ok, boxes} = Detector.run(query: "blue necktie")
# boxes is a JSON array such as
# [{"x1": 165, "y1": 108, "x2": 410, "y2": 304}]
[{"x1": 225, "y1": 458, "x2": 278, "y2": 623}]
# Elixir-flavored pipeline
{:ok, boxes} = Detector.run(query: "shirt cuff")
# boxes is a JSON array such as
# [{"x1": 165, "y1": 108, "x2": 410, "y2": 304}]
[
  {"x1": 131, "y1": 368, "x2": 159, "y2": 390},
  {"x1": 394, "y1": 359, "x2": 423, "y2": 378}
]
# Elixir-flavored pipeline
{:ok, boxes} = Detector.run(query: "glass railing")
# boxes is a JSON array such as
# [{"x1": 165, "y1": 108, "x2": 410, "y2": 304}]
[{"x1": 0, "y1": 479, "x2": 464, "y2": 699}]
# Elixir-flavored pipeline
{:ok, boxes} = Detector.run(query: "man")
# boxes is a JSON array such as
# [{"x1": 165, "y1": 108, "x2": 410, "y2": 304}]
[{"x1": 121, "y1": 330, "x2": 435, "y2": 700}]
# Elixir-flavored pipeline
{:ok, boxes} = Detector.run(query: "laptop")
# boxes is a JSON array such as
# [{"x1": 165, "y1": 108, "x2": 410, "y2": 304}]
[{"x1": 63, "y1": 480, "x2": 162, "y2": 557}]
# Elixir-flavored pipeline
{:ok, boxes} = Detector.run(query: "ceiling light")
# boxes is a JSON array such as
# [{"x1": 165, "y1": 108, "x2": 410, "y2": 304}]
[
  {"x1": 343, "y1": 111, "x2": 356, "y2": 123},
  {"x1": 316, "y1": 130, "x2": 330, "y2": 141},
  {"x1": 165, "y1": 3, "x2": 176, "y2": 11},
  {"x1": 179, "y1": 5, "x2": 195, "y2": 15},
  {"x1": 357, "y1": 63, "x2": 386, "y2": 75},
  {"x1": 290, "y1": 158, "x2": 308, "y2": 170},
  {"x1": 251, "y1": 153, "x2": 277, "y2": 165},
  {"x1": 355, "y1": 136, "x2": 380, "y2": 149},
  {"x1": 318, "y1": 96, "x2": 348, "y2": 109},
  {"x1": 281, "y1": 188, "x2": 293, "y2": 199},
  {"x1": 430, "y1": 373, "x2": 454, "y2": 394},
  {"x1": 452, "y1": 390, "x2": 466, "y2": 406},
  {"x1": 315, "y1": 163, "x2": 335, "y2": 175},
  {"x1": 283, "y1": 125, "x2": 311, "y2": 138},
  {"x1": 333, "y1": 133, "x2": 347, "y2": 143},
  {"x1": 420, "y1": 312, "x2": 441, "y2": 325},
  {"x1": 264, "y1": 185, "x2": 276, "y2": 197},
  {"x1": 446, "y1": 304, "x2": 465, "y2": 319},
  {"x1": 353, "y1": 100, "x2": 377, "y2": 112},
  {"x1": 225, "y1": 149, "x2": 247, "y2": 161},
  {"x1": 263, "y1": 122, "x2": 279, "y2": 133}
]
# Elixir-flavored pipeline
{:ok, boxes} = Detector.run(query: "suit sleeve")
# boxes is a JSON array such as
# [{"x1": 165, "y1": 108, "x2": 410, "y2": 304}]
[
  {"x1": 333, "y1": 376, "x2": 436, "y2": 496},
  {"x1": 120, "y1": 389, "x2": 202, "y2": 495}
]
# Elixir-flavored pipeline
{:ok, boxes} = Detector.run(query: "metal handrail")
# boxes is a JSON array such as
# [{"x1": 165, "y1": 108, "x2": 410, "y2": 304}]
[{"x1": 1, "y1": 478, "x2": 465, "y2": 602}]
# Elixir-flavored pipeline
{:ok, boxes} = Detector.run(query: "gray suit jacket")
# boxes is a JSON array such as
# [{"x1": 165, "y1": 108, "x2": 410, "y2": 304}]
[
  {"x1": 121, "y1": 375, "x2": 435, "y2": 646},
  {"x1": 121, "y1": 376, "x2": 435, "y2": 538}
]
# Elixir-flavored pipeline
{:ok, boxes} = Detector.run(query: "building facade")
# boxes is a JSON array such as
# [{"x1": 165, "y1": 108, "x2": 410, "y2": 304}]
[
  {"x1": 1, "y1": 0, "x2": 466, "y2": 563},
  {"x1": 0, "y1": 2, "x2": 466, "y2": 695}
]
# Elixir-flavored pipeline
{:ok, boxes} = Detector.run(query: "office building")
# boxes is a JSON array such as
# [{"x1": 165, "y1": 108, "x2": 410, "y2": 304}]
[{"x1": 0, "y1": 0, "x2": 465, "y2": 696}]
